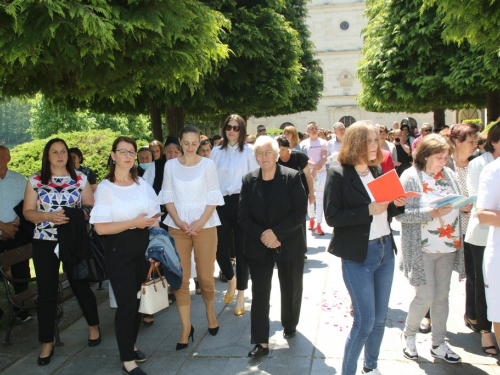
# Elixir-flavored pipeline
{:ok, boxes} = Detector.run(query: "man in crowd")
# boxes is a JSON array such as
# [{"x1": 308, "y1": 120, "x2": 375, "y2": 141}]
[
  {"x1": 326, "y1": 122, "x2": 345, "y2": 168},
  {"x1": 378, "y1": 125, "x2": 398, "y2": 167},
  {"x1": 412, "y1": 123, "x2": 432, "y2": 151},
  {"x1": 257, "y1": 125, "x2": 267, "y2": 137},
  {"x1": 300, "y1": 122, "x2": 328, "y2": 235},
  {"x1": 0, "y1": 145, "x2": 32, "y2": 322}
]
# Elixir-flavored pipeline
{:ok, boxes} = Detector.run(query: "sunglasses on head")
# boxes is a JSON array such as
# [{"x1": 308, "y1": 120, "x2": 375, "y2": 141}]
[{"x1": 225, "y1": 125, "x2": 240, "y2": 132}]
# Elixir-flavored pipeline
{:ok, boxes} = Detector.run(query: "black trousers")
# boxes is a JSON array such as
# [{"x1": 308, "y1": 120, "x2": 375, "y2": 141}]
[
  {"x1": 464, "y1": 238, "x2": 477, "y2": 321},
  {"x1": 32, "y1": 240, "x2": 99, "y2": 343},
  {"x1": 469, "y1": 243, "x2": 492, "y2": 331},
  {"x1": 104, "y1": 229, "x2": 148, "y2": 362},
  {"x1": 0, "y1": 235, "x2": 31, "y2": 295},
  {"x1": 216, "y1": 194, "x2": 249, "y2": 291},
  {"x1": 247, "y1": 251, "x2": 304, "y2": 344}
]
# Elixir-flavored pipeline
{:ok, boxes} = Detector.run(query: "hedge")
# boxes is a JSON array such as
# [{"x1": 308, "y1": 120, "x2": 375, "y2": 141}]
[{"x1": 9, "y1": 130, "x2": 149, "y2": 182}]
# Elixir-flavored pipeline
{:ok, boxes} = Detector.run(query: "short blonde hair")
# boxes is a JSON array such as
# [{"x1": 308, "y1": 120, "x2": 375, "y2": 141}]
[{"x1": 337, "y1": 120, "x2": 383, "y2": 166}]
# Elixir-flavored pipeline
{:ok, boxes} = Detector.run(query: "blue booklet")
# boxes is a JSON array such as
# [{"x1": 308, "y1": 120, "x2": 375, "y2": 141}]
[{"x1": 430, "y1": 194, "x2": 477, "y2": 209}]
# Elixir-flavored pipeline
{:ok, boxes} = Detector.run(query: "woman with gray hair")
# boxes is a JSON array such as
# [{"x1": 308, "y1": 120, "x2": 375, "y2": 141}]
[{"x1": 238, "y1": 136, "x2": 307, "y2": 358}]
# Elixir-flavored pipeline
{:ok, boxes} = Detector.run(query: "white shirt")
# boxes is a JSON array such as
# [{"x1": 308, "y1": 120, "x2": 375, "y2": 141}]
[
  {"x1": 300, "y1": 138, "x2": 328, "y2": 173},
  {"x1": 90, "y1": 178, "x2": 160, "y2": 224},
  {"x1": 359, "y1": 173, "x2": 390, "y2": 240},
  {"x1": 381, "y1": 141, "x2": 398, "y2": 165},
  {"x1": 143, "y1": 162, "x2": 156, "y2": 187},
  {"x1": 210, "y1": 143, "x2": 259, "y2": 196},
  {"x1": 477, "y1": 158, "x2": 500, "y2": 251},
  {"x1": 159, "y1": 158, "x2": 224, "y2": 229},
  {"x1": 0, "y1": 169, "x2": 26, "y2": 223},
  {"x1": 326, "y1": 138, "x2": 342, "y2": 167}
]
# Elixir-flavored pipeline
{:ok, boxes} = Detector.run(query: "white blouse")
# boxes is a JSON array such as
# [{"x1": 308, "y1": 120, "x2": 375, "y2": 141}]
[
  {"x1": 359, "y1": 173, "x2": 390, "y2": 240},
  {"x1": 210, "y1": 143, "x2": 259, "y2": 196},
  {"x1": 90, "y1": 178, "x2": 160, "y2": 224},
  {"x1": 159, "y1": 157, "x2": 224, "y2": 229}
]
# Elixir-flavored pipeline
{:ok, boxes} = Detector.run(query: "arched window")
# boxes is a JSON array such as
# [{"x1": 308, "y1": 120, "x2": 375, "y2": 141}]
[{"x1": 339, "y1": 116, "x2": 356, "y2": 127}]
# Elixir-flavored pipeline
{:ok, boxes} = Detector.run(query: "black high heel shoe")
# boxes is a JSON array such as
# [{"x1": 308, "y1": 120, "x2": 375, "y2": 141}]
[
  {"x1": 176, "y1": 325, "x2": 194, "y2": 350},
  {"x1": 88, "y1": 327, "x2": 101, "y2": 347},
  {"x1": 37, "y1": 345, "x2": 54, "y2": 366},
  {"x1": 208, "y1": 326, "x2": 219, "y2": 336}
]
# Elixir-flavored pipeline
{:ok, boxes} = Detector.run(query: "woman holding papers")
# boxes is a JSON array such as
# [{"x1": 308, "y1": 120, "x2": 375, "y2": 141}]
[
  {"x1": 324, "y1": 121, "x2": 406, "y2": 375},
  {"x1": 466, "y1": 121, "x2": 500, "y2": 355},
  {"x1": 397, "y1": 134, "x2": 470, "y2": 364}
]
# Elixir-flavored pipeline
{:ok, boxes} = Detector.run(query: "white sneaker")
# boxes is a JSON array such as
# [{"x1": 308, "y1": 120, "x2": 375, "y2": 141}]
[
  {"x1": 401, "y1": 333, "x2": 418, "y2": 360},
  {"x1": 361, "y1": 369, "x2": 382, "y2": 374},
  {"x1": 430, "y1": 342, "x2": 461, "y2": 363}
]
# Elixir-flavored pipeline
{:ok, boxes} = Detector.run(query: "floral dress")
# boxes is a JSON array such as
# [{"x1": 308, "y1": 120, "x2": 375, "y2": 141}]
[{"x1": 420, "y1": 171, "x2": 460, "y2": 253}]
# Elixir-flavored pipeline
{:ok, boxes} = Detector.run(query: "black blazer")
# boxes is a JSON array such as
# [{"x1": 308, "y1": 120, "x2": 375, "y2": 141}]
[
  {"x1": 238, "y1": 164, "x2": 307, "y2": 264},
  {"x1": 324, "y1": 164, "x2": 404, "y2": 263}
]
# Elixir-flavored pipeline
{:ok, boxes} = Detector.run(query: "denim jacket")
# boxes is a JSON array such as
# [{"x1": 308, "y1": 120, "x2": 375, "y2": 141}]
[{"x1": 145, "y1": 226, "x2": 182, "y2": 290}]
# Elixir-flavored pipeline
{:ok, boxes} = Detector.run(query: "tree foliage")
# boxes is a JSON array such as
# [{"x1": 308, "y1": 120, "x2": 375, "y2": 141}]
[
  {"x1": 0, "y1": 98, "x2": 31, "y2": 147},
  {"x1": 9, "y1": 129, "x2": 148, "y2": 181},
  {"x1": 0, "y1": 0, "x2": 229, "y2": 103},
  {"x1": 422, "y1": 0, "x2": 500, "y2": 53},
  {"x1": 28, "y1": 94, "x2": 151, "y2": 140},
  {"x1": 357, "y1": 0, "x2": 486, "y2": 116}
]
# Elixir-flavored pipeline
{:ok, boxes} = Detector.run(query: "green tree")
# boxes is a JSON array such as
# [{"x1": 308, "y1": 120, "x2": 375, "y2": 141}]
[
  {"x1": 0, "y1": 98, "x2": 32, "y2": 146},
  {"x1": 422, "y1": 0, "x2": 500, "y2": 54},
  {"x1": 357, "y1": 0, "x2": 486, "y2": 127},
  {"x1": 0, "y1": 1, "x2": 229, "y2": 106},
  {"x1": 28, "y1": 94, "x2": 151, "y2": 140},
  {"x1": 53, "y1": 0, "x2": 322, "y2": 138}
]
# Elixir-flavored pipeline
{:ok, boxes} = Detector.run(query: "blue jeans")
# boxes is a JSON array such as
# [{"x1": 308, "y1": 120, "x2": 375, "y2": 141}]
[{"x1": 341, "y1": 235, "x2": 395, "y2": 375}]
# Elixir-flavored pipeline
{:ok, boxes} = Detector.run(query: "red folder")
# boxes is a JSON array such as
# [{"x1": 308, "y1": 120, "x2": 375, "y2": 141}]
[{"x1": 367, "y1": 169, "x2": 421, "y2": 202}]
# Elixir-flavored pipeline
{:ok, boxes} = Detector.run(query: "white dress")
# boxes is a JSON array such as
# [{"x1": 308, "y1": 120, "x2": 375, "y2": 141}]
[
  {"x1": 159, "y1": 157, "x2": 224, "y2": 228},
  {"x1": 476, "y1": 158, "x2": 500, "y2": 322}
]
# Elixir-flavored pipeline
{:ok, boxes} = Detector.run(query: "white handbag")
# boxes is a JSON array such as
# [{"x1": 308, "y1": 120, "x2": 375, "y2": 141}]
[{"x1": 138, "y1": 264, "x2": 169, "y2": 314}]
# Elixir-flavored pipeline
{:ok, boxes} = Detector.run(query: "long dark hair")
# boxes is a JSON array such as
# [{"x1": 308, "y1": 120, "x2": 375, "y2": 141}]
[
  {"x1": 41, "y1": 138, "x2": 76, "y2": 184},
  {"x1": 221, "y1": 114, "x2": 247, "y2": 152},
  {"x1": 105, "y1": 136, "x2": 139, "y2": 184}
]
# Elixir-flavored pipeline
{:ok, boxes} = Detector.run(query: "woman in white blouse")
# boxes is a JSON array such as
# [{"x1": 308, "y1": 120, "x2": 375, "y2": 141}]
[
  {"x1": 210, "y1": 115, "x2": 259, "y2": 315},
  {"x1": 90, "y1": 137, "x2": 160, "y2": 375},
  {"x1": 161, "y1": 126, "x2": 224, "y2": 350}
]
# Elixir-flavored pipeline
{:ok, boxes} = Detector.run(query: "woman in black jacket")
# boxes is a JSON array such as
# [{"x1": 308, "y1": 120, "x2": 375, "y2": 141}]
[
  {"x1": 324, "y1": 121, "x2": 406, "y2": 375},
  {"x1": 239, "y1": 136, "x2": 307, "y2": 358}
]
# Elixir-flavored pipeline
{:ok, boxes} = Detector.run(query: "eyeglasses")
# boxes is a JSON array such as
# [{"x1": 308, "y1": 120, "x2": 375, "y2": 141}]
[
  {"x1": 255, "y1": 150, "x2": 276, "y2": 158},
  {"x1": 258, "y1": 128, "x2": 267, "y2": 132},
  {"x1": 225, "y1": 125, "x2": 240, "y2": 132},
  {"x1": 421, "y1": 128, "x2": 432, "y2": 133},
  {"x1": 115, "y1": 149, "x2": 137, "y2": 157}
]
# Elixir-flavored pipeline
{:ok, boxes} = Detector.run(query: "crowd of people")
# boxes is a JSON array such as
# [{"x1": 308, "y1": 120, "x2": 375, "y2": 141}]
[{"x1": 1, "y1": 115, "x2": 499, "y2": 375}]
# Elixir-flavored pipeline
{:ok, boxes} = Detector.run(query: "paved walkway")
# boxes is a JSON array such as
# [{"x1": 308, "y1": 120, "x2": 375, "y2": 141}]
[{"x1": 1, "y1": 221, "x2": 499, "y2": 374}]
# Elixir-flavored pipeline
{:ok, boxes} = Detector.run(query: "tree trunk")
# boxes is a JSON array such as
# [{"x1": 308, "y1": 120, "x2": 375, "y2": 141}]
[
  {"x1": 486, "y1": 90, "x2": 500, "y2": 123},
  {"x1": 165, "y1": 107, "x2": 185, "y2": 137},
  {"x1": 433, "y1": 109, "x2": 445, "y2": 130},
  {"x1": 150, "y1": 105, "x2": 163, "y2": 141}
]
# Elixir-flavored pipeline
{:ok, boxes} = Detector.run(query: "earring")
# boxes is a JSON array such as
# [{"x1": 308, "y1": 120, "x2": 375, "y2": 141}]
[{"x1": 112, "y1": 160, "x2": 115, "y2": 164}]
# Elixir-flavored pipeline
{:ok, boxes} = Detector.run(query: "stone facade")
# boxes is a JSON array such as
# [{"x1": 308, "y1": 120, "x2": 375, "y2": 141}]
[{"x1": 247, "y1": 0, "x2": 465, "y2": 134}]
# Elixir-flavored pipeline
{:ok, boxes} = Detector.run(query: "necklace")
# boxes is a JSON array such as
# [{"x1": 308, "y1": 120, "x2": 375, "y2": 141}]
[{"x1": 357, "y1": 168, "x2": 370, "y2": 177}]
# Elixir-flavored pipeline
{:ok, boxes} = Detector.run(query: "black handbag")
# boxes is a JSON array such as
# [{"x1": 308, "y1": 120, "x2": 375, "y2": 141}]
[{"x1": 69, "y1": 227, "x2": 107, "y2": 282}]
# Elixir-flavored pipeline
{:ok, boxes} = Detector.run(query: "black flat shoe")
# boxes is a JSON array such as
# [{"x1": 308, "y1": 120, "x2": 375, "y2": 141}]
[
  {"x1": 248, "y1": 344, "x2": 269, "y2": 358},
  {"x1": 176, "y1": 325, "x2": 194, "y2": 351},
  {"x1": 121, "y1": 366, "x2": 147, "y2": 375},
  {"x1": 283, "y1": 329, "x2": 297, "y2": 339},
  {"x1": 418, "y1": 321, "x2": 431, "y2": 334},
  {"x1": 195, "y1": 281, "x2": 202, "y2": 295},
  {"x1": 143, "y1": 314, "x2": 154, "y2": 326},
  {"x1": 37, "y1": 346, "x2": 54, "y2": 366},
  {"x1": 208, "y1": 326, "x2": 219, "y2": 336},
  {"x1": 88, "y1": 327, "x2": 101, "y2": 347},
  {"x1": 134, "y1": 349, "x2": 148, "y2": 363}
]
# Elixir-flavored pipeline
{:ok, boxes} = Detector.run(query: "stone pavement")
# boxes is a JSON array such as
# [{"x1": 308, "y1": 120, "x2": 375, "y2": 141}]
[{"x1": 1, "y1": 221, "x2": 499, "y2": 375}]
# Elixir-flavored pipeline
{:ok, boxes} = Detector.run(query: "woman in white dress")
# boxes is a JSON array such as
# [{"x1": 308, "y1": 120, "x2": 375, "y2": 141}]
[
  {"x1": 160, "y1": 126, "x2": 224, "y2": 350},
  {"x1": 477, "y1": 156, "x2": 500, "y2": 352},
  {"x1": 90, "y1": 136, "x2": 160, "y2": 375}
]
